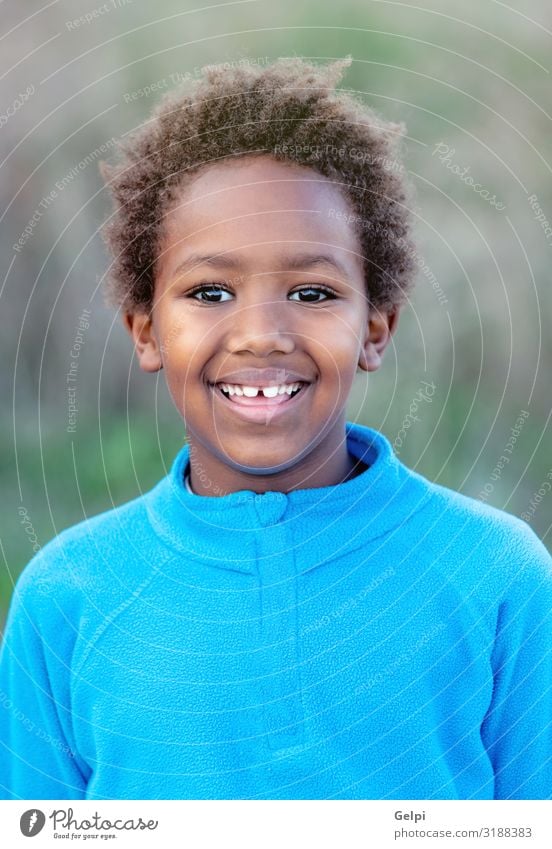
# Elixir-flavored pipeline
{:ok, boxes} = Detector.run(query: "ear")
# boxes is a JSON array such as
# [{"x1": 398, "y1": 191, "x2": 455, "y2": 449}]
[
  {"x1": 123, "y1": 311, "x2": 163, "y2": 372},
  {"x1": 358, "y1": 306, "x2": 400, "y2": 372}
]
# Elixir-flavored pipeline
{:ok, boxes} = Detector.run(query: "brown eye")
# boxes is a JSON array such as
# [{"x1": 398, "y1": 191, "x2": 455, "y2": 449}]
[
  {"x1": 289, "y1": 287, "x2": 337, "y2": 302},
  {"x1": 188, "y1": 285, "x2": 233, "y2": 303}
]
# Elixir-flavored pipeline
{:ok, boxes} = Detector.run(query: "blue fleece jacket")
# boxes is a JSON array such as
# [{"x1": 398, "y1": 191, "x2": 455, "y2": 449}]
[{"x1": 1, "y1": 423, "x2": 551, "y2": 800}]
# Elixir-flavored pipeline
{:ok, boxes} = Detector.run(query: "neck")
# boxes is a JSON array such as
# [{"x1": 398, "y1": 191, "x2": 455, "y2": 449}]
[{"x1": 186, "y1": 431, "x2": 366, "y2": 497}]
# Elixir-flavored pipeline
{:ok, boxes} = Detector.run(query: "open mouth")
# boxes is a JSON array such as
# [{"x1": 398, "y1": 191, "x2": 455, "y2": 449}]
[{"x1": 213, "y1": 381, "x2": 307, "y2": 406}]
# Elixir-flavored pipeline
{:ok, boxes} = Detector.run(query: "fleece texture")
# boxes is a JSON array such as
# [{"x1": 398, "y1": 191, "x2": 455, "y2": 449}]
[{"x1": 1, "y1": 422, "x2": 551, "y2": 800}]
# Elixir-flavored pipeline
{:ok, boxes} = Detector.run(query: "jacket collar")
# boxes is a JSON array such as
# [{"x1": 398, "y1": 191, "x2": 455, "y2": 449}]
[{"x1": 145, "y1": 422, "x2": 432, "y2": 573}]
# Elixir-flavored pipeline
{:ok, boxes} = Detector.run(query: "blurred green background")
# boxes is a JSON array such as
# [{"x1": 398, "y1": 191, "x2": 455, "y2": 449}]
[{"x1": 2, "y1": 0, "x2": 551, "y2": 627}]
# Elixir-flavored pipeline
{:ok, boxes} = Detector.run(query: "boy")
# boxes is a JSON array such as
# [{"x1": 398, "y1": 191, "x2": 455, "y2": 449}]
[{"x1": 1, "y1": 57, "x2": 551, "y2": 801}]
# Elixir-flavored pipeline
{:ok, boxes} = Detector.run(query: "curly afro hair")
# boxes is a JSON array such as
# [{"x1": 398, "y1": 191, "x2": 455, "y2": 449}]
[{"x1": 100, "y1": 56, "x2": 416, "y2": 314}]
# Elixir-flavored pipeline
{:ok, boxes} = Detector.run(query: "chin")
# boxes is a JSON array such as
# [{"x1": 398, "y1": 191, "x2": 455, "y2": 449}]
[{"x1": 222, "y1": 451, "x2": 300, "y2": 477}]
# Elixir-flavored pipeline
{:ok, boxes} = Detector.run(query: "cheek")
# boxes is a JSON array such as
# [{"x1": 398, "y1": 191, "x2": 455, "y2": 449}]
[
  {"x1": 311, "y1": 325, "x2": 362, "y2": 374},
  {"x1": 157, "y1": 341, "x2": 195, "y2": 402},
  {"x1": 159, "y1": 317, "x2": 208, "y2": 366}
]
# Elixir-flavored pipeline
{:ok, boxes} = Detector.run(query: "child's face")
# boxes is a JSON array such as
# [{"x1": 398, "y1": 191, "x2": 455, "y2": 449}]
[{"x1": 125, "y1": 155, "x2": 398, "y2": 492}]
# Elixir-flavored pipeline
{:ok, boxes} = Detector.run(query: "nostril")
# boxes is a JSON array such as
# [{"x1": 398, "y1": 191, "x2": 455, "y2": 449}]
[{"x1": 223, "y1": 321, "x2": 296, "y2": 357}]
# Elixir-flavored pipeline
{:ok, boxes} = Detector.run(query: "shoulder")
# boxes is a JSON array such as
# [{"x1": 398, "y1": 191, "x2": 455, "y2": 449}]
[
  {"x1": 416, "y1": 474, "x2": 552, "y2": 591},
  {"x1": 426, "y1": 477, "x2": 550, "y2": 556},
  {"x1": 10, "y1": 490, "x2": 166, "y2": 622}
]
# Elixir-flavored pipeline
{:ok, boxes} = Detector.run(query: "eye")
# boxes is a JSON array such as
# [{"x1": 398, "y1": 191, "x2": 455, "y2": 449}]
[
  {"x1": 288, "y1": 286, "x2": 337, "y2": 303},
  {"x1": 187, "y1": 284, "x2": 233, "y2": 303}
]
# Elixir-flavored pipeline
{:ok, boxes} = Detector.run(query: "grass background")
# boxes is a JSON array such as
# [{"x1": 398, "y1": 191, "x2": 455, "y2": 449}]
[{"x1": 2, "y1": 0, "x2": 551, "y2": 626}]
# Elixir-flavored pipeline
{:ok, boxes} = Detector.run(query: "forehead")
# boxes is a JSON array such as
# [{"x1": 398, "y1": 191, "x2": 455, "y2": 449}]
[{"x1": 158, "y1": 155, "x2": 363, "y2": 273}]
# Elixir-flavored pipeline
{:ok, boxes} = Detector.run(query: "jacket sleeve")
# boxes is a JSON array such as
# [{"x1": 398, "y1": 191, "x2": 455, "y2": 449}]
[
  {"x1": 481, "y1": 524, "x2": 552, "y2": 799},
  {"x1": 0, "y1": 557, "x2": 90, "y2": 799}
]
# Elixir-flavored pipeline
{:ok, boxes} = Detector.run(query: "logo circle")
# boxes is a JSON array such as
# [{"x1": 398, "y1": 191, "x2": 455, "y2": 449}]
[{"x1": 20, "y1": 809, "x2": 46, "y2": 837}]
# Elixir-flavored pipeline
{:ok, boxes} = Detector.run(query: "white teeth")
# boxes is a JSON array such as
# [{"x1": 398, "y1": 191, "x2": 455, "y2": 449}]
[{"x1": 218, "y1": 381, "x2": 303, "y2": 397}]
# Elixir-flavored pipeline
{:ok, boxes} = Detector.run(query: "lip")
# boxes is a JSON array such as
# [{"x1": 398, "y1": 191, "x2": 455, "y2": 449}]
[
  {"x1": 209, "y1": 367, "x2": 311, "y2": 388},
  {"x1": 210, "y1": 381, "x2": 310, "y2": 424}
]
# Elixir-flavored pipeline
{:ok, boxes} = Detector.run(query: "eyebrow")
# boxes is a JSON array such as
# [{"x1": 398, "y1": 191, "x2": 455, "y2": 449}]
[{"x1": 170, "y1": 251, "x2": 350, "y2": 279}]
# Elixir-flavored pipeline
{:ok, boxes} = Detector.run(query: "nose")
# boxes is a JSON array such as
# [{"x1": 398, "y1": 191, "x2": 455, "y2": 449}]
[{"x1": 224, "y1": 300, "x2": 296, "y2": 357}]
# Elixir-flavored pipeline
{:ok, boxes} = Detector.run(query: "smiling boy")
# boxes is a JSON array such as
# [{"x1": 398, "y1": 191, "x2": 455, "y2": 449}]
[
  {"x1": 1, "y1": 57, "x2": 551, "y2": 801},
  {"x1": 127, "y1": 152, "x2": 395, "y2": 492}
]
